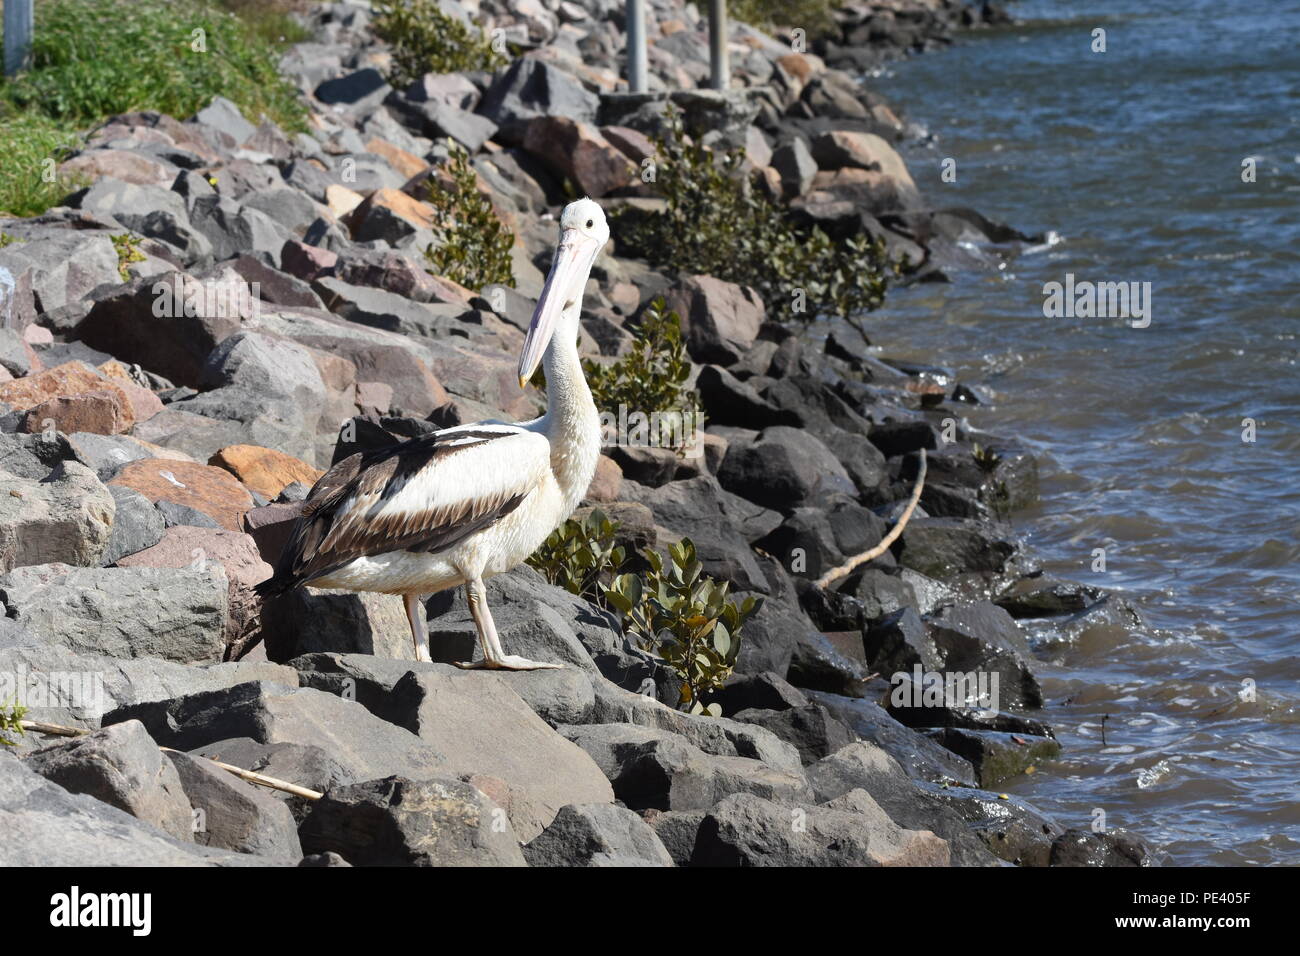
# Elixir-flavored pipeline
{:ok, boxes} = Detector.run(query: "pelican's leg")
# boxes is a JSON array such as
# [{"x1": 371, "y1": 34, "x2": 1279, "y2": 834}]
[
  {"x1": 403, "y1": 593, "x2": 433, "y2": 663},
  {"x1": 454, "y1": 577, "x2": 562, "y2": 671}
]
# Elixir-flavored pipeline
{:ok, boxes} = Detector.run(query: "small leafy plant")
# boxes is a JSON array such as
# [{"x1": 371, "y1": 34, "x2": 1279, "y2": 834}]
[
  {"x1": 616, "y1": 107, "x2": 898, "y2": 338},
  {"x1": 528, "y1": 512, "x2": 761, "y2": 714},
  {"x1": 372, "y1": 0, "x2": 505, "y2": 89},
  {"x1": 110, "y1": 233, "x2": 146, "y2": 280},
  {"x1": 584, "y1": 299, "x2": 701, "y2": 447},
  {"x1": 606, "y1": 541, "x2": 761, "y2": 715},
  {"x1": 424, "y1": 144, "x2": 515, "y2": 291},
  {"x1": 1, "y1": 698, "x2": 26, "y2": 747},
  {"x1": 0, "y1": 233, "x2": 21, "y2": 248},
  {"x1": 527, "y1": 509, "x2": 625, "y2": 601}
]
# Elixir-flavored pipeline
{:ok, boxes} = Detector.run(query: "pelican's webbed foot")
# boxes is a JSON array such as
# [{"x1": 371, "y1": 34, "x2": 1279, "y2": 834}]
[{"x1": 453, "y1": 655, "x2": 563, "y2": 671}]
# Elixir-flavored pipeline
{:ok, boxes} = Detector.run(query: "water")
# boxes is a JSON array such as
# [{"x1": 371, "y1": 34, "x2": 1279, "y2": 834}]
[{"x1": 865, "y1": 0, "x2": 1300, "y2": 865}]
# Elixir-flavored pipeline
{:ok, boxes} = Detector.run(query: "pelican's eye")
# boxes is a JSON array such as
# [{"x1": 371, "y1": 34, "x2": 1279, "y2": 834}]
[{"x1": 585, "y1": 219, "x2": 593, "y2": 229}]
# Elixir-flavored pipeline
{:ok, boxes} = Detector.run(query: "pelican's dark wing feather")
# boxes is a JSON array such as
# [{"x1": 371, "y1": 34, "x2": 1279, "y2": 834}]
[{"x1": 255, "y1": 425, "x2": 547, "y2": 596}]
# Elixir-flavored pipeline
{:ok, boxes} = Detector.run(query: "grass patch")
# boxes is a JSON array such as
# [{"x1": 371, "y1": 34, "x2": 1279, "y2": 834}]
[{"x1": 0, "y1": 0, "x2": 307, "y2": 216}]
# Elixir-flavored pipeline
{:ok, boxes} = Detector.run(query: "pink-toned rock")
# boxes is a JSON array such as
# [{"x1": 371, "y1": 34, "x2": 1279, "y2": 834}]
[
  {"x1": 22, "y1": 324, "x2": 53, "y2": 347},
  {"x1": 242, "y1": 501, "x2": 303, "y2": 567},
  {"x1": 116, "y1": 525, "x2": 272, "y2": 649},
  {"x1": 97, "y1": 360, "x2": 164, "y2": 423},
  {"x1": 660, "y1": 275, "x2": 765, "y2": 365},
  {"x1": 280, "y1": 239, "x2": 338, "y2": 281},
  {"x1": 601, "y1": 125, "x2": 655, "y2": 165},
  {"x1": 346, "y1": 187, "x2": 435, "y2": 242},
  {"x1": 521, "y1": 117, "x2": 635, "y2": 198},
  {"x1": 59, "y1": 149, "x2": 175, "y2": 186},
  {"x1": 356, "y1": 381, "x2": 394, "y2": 414}
]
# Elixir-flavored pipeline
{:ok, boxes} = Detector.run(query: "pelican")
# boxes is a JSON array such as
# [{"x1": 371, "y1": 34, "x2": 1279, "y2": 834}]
[{"x1": 255, "y1": 198, "x2": 608, "y2": 670}]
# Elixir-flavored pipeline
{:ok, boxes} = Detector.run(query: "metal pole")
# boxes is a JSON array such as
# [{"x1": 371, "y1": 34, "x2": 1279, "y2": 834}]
[
  {"x1": 4, "y1": 0, "x2": 34, "y2": 76},
  {"x1": 626, "y1": 0, "x2": 647, "y2": 93},
  {"x1": 708, "y1": 0, "x2": 728, "y2": 90}
]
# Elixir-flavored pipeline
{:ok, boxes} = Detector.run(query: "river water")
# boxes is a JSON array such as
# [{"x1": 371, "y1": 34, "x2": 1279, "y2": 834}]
[{"x1": 864, "y1": 0, "x2": 1299, "y2": 865}]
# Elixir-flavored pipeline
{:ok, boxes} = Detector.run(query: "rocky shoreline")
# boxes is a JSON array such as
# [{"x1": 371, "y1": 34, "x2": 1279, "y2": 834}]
[{"x1": 0, "y1": 0, "x2": 1162, "y2": 866}]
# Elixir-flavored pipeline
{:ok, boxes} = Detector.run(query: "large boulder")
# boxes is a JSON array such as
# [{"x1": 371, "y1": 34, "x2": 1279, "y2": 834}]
[
  {"x1": 0, "y1": 751, "x2": 264, "y2": 866},
  {"x1": 559, "y1": 722, "x2": 811, "y2": 812},
  {"x1": 524, "y1": 802, "x2": 674, "y2": 867},
  {"x1": 298, "y1": 775, "x2": 526, "y2": 866},
  {"x1": 0, "y1": 562, "x2": 228, "y2": 663},
  {"x1": 0, "y1": 461, "x2": 115, "y2": 571},
  {"x1": 660, "y1": 275, "x2": 764, "y2": 365},
  {"x1": 691, "y1": 790, "x2": 949, "y2": 866},
  {"x1": 718, "y1": 426, "x2": 856, "y2": 511},
  {"x1": 379, "y1": 667, "x2": 615, "y2": 841},
  {"x1": 478, "y1": 56, "x2": 600, "y2": 128},
  {"x1": 166, "y1": 751, "x2": 303, "y2": 859},
  {"x1": 23, "y1": 720, "x2": 193, "y2": 841}
]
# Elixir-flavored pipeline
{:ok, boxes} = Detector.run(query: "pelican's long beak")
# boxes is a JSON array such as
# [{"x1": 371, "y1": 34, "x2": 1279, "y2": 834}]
[{"x1": 518, "y1": 227, "x2": 599, "y2": 388}]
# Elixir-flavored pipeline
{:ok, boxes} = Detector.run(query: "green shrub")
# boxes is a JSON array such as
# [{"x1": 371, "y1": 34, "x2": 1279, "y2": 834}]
[
  {"x1": 606, "y1": 541, "x2": 761, "y2": 714},
  {"x1": 0, "y1": 698, "x2": 26, "y2": 747},
  {"x1": 730, "y1": 0, "x2": 838, "y2": 38},
  {"x1": 424, "y1": 144, "x2": 515, "y2": 290},
  {"x1": 616, "y1": 107, "x2": 898, "y2": 339},
  {"x1": 0, "y1": 0, "x2": 306, "y2": 130},
  {"x1": 527, "y1": 509, "x2": 625, "y2": 601},
  {"x1": 584, "y1": 299, "x2": 701, "y2": 448},
  {"x1": 372, "y1": 0, "x2": 504, "y2": 89},
  {"x1": 529, "y1": 511, "x2": 760, "y2": 714}
]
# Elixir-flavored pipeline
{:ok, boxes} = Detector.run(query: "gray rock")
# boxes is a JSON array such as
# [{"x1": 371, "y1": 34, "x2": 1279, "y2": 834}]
[
  {"x1": 24, "y1": 720, "x2": 193, "y2": 841},
  {"x1": 241, "y1": 187, "x2": 322, "y2": 236},
  {"x1": 0, "y1": 460, "x2": 115, "y2": 570},
  {"x1": 379, "y1": 667, "x2": 615, "y2": 841},
  {"x1": 314, "y1": 277, "x2": 469, "y2": 337},
  {"x1": 621, "y1": 475, "x2": 770, "y2": 592},
  {"x1": 771, "y1": 137, "x2": 817, "y2": 198},
  {"x1": 0, "y1": 642, "x2": 298, "y2": 731},
  {"x1": 733, "y1": 704, "x2": 856, "y2": 765},
  {"x1": 299, "y1": 775, "x2": 526, "y2": 866},
  {"x1": 106, "y1": 681, "x2": 449, "y2": 786},
  {"x1": 0, "y1": 233, "x2": 121, "y2": 314},
  {"x1": 478, "y1": 57, "x2": 600, "y2": 128},
  {"x1": 0, "y1": 751, "x2": 266, "y2": 865},
  {"x1": 718, "y1": 426, "x2": 857, "y2": 511},
  {"x1": 0, "y1": 563, "x2": 228, "y2": 663},
  {"x1": 805, "y1": 741, "x2": 999, "y2": 866},
  {"x1": 315, "y1": 68, "x2": 392, "y2": 113},
  {"x1": 524, "y1": 803, "x2": 673, "y2": 867},
  {"x1": 392, "y1": 98, "x2": 497, "y2": 152},
  {"x1": 1049, "y1": 828, "x2": 1165, "y2": 867},
  {"x1": 559, "y1": 722, "x2": 811, "y2": 812},
  {"x1": 692, "y1": 790, "x2": 950, "y2": 866},
  {"x1": 166, "y1": 751, "x2": 303, "y2": 859},
  {"x1": 261, "y1": 588, "x2": 423, "y2": 661},
  {"x1": 923, "y1": 728, "x2": 1060, "y2": 788},
  {"x1": 193, "y1": 96, "x2": 257, "y2": 145},
  {"x1": 156, "y1": 499, "x2": 222, "y2": 529},
  {"x1": 102, "y1": 485, "x2": 166, "y2": 564},
  {"x1": 189, "y1": 195, "x2": 291, "y2": 264},
  {"x1": 919, "y1": 783, "x2": 1065, "y2": 867}
]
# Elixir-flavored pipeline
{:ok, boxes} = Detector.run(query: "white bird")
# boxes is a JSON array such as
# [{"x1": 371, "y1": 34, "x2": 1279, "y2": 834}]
[{"x1": 256, "y1": 198, "x2": 608, "y2": 670}]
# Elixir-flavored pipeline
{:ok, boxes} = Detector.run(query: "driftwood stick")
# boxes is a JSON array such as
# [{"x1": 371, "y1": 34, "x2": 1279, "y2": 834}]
[
  {"x1": 19, "y1": 719, "x2": 323, "y2": 801},
  {"x1": 816, "y1": 449, "x2": 927, "y2": 589}
]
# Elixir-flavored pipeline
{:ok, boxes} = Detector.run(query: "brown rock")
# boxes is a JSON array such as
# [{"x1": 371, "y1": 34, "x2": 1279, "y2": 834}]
[
  {"x1": 22, "y1": 388, "x2": 135, "y2": 436},
  {"x1": 520, "y1": 117, "x2": 635, "y2": 198},
  {"x1": 0, "y1": 360, "x2": 105, "y2": 411},
  {"x1": 346, "y1": 187, "x2": 435, "y2": 241},
  {"x1": 366, "y1": 138, "x2": 429, "y2": 180},
  {"x1": 97, "y1": 360, "x2": 165, "y2": 423},
  {"x1": 280, "y1": 240, "x2": 339, "y2": 282},
  {"x1": 209, "y1": 445, "x2": 324, "y2": 500},
  {"x1": 585, "y1": 454, "x2": 623, "y2": 502},
  {"x1": 601, "y1": 125, "x2": 655, "y2": 164},
  {"x1": 356, "y1": 381, "x2": 394, "y2": 414},
  {"x1": 811, "y1": 131, "x2": 918, "y2": 196},
  {"x1": 110, "y1": 459, "x2": 254, "y2": 532}
]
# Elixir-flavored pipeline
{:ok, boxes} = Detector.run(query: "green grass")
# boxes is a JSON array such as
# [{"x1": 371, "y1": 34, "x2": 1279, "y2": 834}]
[{"x1": 0, "y1": 0, "x2": 307, "y2": 217}]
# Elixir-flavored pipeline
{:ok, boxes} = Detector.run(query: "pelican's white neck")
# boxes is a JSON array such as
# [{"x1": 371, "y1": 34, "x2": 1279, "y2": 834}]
[{"x1": 539, "y1": 306, "x2": 600, "y2": 515}]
